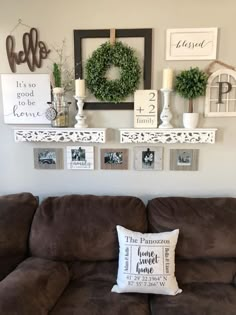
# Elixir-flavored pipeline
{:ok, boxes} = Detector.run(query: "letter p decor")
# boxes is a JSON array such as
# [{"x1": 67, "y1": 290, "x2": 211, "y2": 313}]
[{"x1": 217, "y1": 81, "x2": 232, "y2": 104}]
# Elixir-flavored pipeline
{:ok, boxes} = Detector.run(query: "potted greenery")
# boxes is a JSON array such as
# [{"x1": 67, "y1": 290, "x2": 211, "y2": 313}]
[
  {"x1": 52, "y1": 63, "x2": 64, "y2": 95},
  {"x1": 175, "y1": 67, "x2": 208, "y2": 128}
]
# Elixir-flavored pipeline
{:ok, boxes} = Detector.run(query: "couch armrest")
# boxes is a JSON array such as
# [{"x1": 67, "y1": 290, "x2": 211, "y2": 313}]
[{"x1": 0, "y1": 257, "x2": 70, "y2": 315}]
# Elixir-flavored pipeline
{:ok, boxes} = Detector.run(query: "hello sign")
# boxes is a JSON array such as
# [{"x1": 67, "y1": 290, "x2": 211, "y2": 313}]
[
  {"x1": 6, "y1": 27, "x2": 50, "y2": 73},
  {"x1": 205, "y1": 69, "x2": 236, "y2": 117}
]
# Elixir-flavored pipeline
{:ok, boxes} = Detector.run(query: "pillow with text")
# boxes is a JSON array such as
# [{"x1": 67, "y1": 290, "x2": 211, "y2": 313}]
[{"x1": 112, "y1": 225, "x2": 182, "y2": 295}]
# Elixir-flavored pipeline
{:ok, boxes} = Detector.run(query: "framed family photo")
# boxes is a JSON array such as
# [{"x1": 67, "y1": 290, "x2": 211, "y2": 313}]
[
  {"x1": 34, "y1": 148, "x2": 63, "y2": 170},
  {"x1": 134, "y1": 146, "x2": 163, "y2": 171},
  {"x1": 170, "y1": 149, "x2": 199, "y2": 171},
  {"x1": 100, "y1": 148, "x2": 128, "y2": 170},
  {"x1": 66, "y1": 146, "x2": 94, "y2": 170}
]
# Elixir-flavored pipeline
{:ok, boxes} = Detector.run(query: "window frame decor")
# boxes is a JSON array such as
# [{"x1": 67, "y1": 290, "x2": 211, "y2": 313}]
[
  {"x1": 166, "y1": 28, "x2": 218, "y2": 61},
  {"x1": 74, "y1": 28, "x2": 152, "y2": 110},
  {"x1": 205, "y1": 69, "x2": 236, "y2": 117}
]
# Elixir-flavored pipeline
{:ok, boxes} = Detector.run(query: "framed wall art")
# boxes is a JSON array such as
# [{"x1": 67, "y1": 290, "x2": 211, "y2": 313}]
[
  {"x1": 66, "y1": 146, "x2": 94, "y2": 170},
  {"x1": 134, "y1": 146, "x2": 163, "y2": 171},
  {"x1": 170, "y1": 149, "x2": 199, "y2": 171},
  {"x1": 166, "y1": 28, "x2": 218, "y2": 60},
  {"x1": 1, "y1": 74, "x2": 51, "y2": 124},
  {"x1": 100, "y1": 148, "x2": 128, "y2": 170},
  {"x1": 33, "y1": 148, "x2": 63, "y2": 170},
  {"x1": 74, "y1": 28, "x2": 152, "y2": 109}
]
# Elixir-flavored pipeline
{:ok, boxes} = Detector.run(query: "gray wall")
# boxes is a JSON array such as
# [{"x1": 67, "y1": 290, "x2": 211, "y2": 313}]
[{"x1": 0, "y1": 0, "x2": 236, "y2": 203}]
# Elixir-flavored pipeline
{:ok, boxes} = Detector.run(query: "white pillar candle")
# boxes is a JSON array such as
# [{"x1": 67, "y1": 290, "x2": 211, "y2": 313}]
[
  {"x1": 75, "y1": 78, "x2": 85, "y2": 97},
  {"x1": 162, "y1": 68, "x2": 173, "y2": 90}
]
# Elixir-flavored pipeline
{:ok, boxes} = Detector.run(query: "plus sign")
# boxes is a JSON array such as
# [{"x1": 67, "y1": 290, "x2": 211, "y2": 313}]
[{"x1": 136, "y1": 107, "x2": 144, "y2": 113}]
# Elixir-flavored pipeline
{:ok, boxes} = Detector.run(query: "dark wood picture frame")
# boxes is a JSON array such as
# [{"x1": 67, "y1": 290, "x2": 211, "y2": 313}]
[{"x1": 74, "y1": 28, "x2": 152, "y2": 110}]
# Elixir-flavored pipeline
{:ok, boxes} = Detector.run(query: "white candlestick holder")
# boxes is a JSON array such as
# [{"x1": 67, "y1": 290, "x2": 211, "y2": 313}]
[
  {"x1": 159, "y1": 88, "x2": 173, "y2": 129},
  {"x1": 74, "y1": 96, "x2": 88, "y2": 128}
]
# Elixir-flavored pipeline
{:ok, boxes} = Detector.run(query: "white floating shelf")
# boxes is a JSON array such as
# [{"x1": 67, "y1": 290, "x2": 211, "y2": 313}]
[
  {"x1": 14, "y1": 128, "x2": 107, "y2": 143},
  {"x1": 120, "y1": 128, "x2": 217, "y2": 144}
]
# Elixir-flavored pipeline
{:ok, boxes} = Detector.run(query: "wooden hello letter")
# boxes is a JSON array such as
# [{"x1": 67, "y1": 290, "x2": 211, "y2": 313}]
[{"x1": 6, "y1": 28, "x2": 50, "y2": 72}]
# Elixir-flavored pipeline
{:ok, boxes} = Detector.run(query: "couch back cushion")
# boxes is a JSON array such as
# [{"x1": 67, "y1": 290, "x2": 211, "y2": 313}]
[
  {"x1": 0, "y1": 193, "x2": 38, "y2": 280},
  {"x1": 147, "y1": 197, "x2": 236, "y2": 259},
  {"x1": 29, "y1": 194, "x2": 147, "y2": 261}
]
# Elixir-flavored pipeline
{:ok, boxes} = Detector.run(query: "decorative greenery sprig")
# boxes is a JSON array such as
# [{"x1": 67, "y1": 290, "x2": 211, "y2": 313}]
[
  {"x1": 175, "y1": 67, "x2": 208, "y2": 113},
  {"x1": 85, "y1": 41, "x2": 141, "y2": 103},
  {"x1": 53, "y1": 63, "x2": 61, "y2": 88}
]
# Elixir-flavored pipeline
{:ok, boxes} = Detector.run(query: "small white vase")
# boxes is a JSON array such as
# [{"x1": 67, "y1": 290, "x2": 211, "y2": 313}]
[{"x1": 183, "y1": 113, "x2": 199, "y2": 129}]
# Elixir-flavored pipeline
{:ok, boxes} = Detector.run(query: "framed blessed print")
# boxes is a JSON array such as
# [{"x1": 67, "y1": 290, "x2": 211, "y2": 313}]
[
  {"x1": 166, "y1": 28, "x2": 218, "y2": 60},
  {"x1": 74, "y1": 28, "x2": 152, "y2": 109},
  {"x1": 34, "y1": 148, "x2": 63, "y2": 170},
  {"x1": 66, "y1": 146, "x2": 94, "y2": 170},
  {"x1": 170, "y1": 149, "x2": 199, "y2": 171},
  {"x1": 101, "y1": 148, "x2": 128, "y2": 170},
  {"x1": 134, "y1": 146, "x2": 163, "y2": 171}
]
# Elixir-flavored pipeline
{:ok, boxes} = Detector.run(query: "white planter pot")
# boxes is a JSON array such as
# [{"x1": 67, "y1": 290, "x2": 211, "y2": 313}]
[{"x1": 183, "y1": 113, "x2": 199, "y2": 129}]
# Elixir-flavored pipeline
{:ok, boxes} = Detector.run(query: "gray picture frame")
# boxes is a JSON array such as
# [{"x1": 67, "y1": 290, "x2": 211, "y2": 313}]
[
  {"x1": 34, "y1": 148, "x2": 64, "y2": 170},
  {"x1": 134, "y1": 146, "x2": 163, "y2": 171},
  {"x1": 101, "y1": 148, "x2": 128, "y2": 170},
  {"x1": 170, "y1": 149, "x2": 199, "y2": 171}
]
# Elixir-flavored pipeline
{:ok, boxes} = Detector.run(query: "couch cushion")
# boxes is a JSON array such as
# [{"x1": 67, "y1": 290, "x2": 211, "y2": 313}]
[
  {"x1": 0, "y1": 257, "x2": 70, "y2": 315},
  {"x1": 30, "y1": 194, "x2": 147, "y2": 261},
  {"x1": 0, "y1": 192, "x2": 38, "y2": 280},
  {"x1": 112, "y1": 225, "x2": 181, "y2": 295},
  {"x1": 147, "y1": 197, "x2": 236, "y2": 259},
  {"x1": 176, "y1": 258, "x2": 236, "y2": 284},
  {"x1": 49, "y1": 261, "x2": 150, "y2": 315},
  {"x1": 150, "y1": 283, "x2": 236, "y2": 315}
]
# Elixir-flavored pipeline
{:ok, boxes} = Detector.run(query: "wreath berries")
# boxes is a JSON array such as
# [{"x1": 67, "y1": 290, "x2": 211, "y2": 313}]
[{"x1": 85, "y1": 41, "x2": 141, "y2": 103}]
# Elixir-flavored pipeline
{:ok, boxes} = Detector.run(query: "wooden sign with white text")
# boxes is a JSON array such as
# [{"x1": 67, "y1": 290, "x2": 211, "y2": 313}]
[
  {"x1": 1, "y1": 74, "x2": 51, "y2": 124},
  {"x1": 134, "y1": 90, "x2": 158, "y2": 128}
]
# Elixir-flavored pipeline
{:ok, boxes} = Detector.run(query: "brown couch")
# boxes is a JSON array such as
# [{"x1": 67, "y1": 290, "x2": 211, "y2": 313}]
[{"x1": 0, "y1": 192, "x2": 235, "y2": 315}]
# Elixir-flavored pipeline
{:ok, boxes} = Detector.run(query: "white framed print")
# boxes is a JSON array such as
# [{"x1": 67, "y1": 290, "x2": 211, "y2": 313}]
[
  {"x1": 166, "y1": 28, "x2": 218, "y2": 60},
  {"x1": 1, "y1": 74, "x2": 51, "y2": 124},
  {"x1": 66, "y1": 146, "x2": 94, "y2": 170},
  {"x1": 134, "y1": 90, "x2": 158, "y2": 128}
]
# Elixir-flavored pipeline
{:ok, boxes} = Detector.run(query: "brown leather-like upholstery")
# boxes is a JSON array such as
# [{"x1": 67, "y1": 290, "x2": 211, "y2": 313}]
[
  {"x1": 0, "y1": 193, "x2": 38, "y2": 280},
  {"x1": 0, "y1": 257, "x2": 70, "y2": 315},
  {"x1": 29, "y1": 194, "x2": 147, "y2": 261},
  {"x1": 49, "y1": 261, "x2": 150, "y2": 315},
  {"x1": 150, "y1": 284, "x2": 236, "y2": 315},
  {"x1": 147, "y1": 197, "x2": 236, "y2": 259}
]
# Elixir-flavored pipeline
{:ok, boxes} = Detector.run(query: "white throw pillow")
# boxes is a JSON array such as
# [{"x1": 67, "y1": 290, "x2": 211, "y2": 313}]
[{"x1": 112, "y1": 225, "x2": 182, "y2": 295}]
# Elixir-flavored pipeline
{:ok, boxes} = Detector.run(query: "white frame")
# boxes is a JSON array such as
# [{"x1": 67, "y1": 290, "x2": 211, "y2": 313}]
[
  {"x1": 66, "y1": 146, "x2": 94, "y2": 170},
  {"x1": 166, "y1": 28, "x2": 218, "y2": 60},
  {"x1": 1, "y1": 74, "x2": 51, "y2": 124}
]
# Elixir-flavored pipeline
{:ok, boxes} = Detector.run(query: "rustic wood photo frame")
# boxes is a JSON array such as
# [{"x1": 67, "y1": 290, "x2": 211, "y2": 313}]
[
  {"x1": 134, "y1": 146, "x2": 163, "y2": 171},
  {"x1": 170, "y1": 149, "x2": 199, "y2": 171},
  {"x1": 74, "y1": 28, "x2": 152, "y2": 110},
  {"x1": 100, "y1": 148, "x2": 128, "y2": 170},
  {"x1": 34, "y1": 148, "x2": 63, "y2": 170}
]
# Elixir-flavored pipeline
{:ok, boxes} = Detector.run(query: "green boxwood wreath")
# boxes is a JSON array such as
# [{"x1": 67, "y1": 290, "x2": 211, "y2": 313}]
[{"x1": 85, "y1": 41, "x2": 141, "y2": 103}]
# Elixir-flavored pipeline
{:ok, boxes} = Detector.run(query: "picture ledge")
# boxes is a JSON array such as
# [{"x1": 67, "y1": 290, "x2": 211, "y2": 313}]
[
  {"x1": 13, "y1": 127, "x2": 107, "y2": 143},
  {"x1": 119, "y1": 128, "x2": 217, "y2": 144}
]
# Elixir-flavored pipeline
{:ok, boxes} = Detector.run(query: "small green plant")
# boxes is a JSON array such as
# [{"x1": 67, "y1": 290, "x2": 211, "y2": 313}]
[
  {"x1": 175, "y1": 67, "x2": 208, "y2": 113},
  {"x1": 52, "y1": 63, "x2": 62, "y2": 88}
]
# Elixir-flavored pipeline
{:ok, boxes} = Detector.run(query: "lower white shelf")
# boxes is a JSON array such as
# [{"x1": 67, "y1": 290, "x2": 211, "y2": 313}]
[
  {"x1": 120, "y1": 128, "x2": 217, "y2": 144},
  {"x1": 14, "y1": 128, "x2": 107, "y2": 143}
]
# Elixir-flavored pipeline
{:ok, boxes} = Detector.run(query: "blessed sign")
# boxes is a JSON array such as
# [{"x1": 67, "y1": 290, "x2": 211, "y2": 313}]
[
  {"x1": 1, "y1": 74, "x2": 51, "y2": 124},
  {"x1": 166, "y1": 28, "x2": 218, "y2": 60}
]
